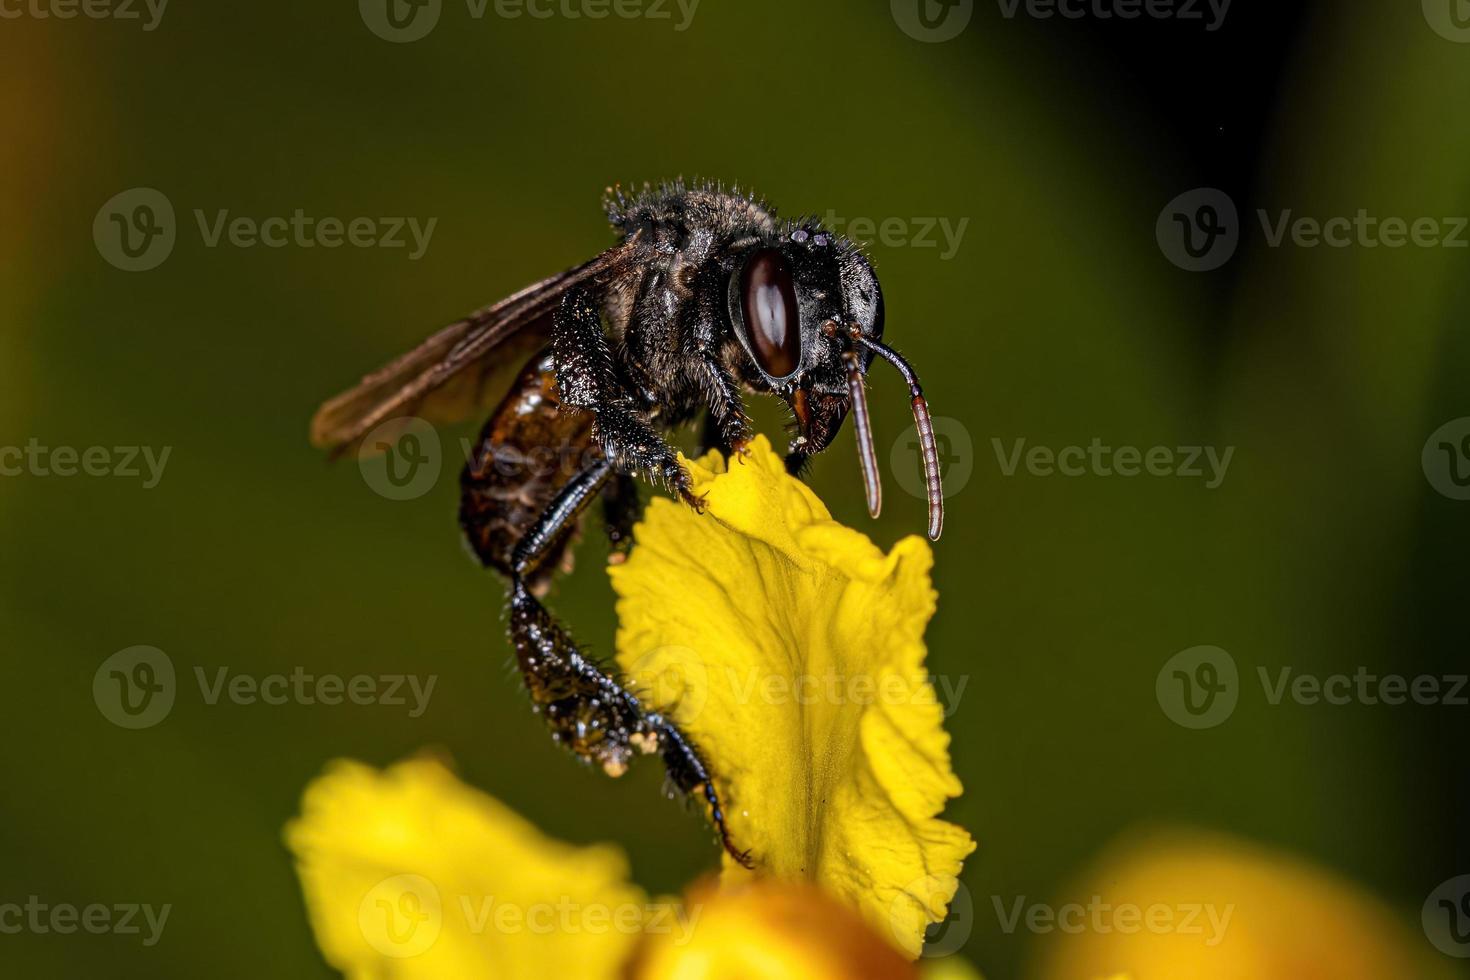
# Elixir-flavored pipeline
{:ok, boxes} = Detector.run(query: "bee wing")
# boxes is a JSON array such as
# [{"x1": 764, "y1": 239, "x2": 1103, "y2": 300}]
[{"x1": 310, "y1": 245, "x2": 632, "y2": 457}]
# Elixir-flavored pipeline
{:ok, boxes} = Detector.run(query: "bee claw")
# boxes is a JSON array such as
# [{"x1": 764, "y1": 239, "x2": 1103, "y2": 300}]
[{"x1": 680, "y1": 488, "x2": 709, "y2": 514}]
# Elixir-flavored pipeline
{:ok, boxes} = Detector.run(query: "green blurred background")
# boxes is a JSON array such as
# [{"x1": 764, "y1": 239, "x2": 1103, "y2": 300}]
[{"x1": 2, "y1": 0, "x2": 1467, "y2": 976}]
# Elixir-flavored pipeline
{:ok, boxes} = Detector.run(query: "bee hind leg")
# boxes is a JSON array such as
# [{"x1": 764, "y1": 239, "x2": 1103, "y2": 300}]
[
  {"x1": 651, "y1": 714, "x2": 754, "y2": 869},
  {"x1": 506, "y1": 459, "x2": 747, "y2": 864},
  {"x1": 507, "y1": 457, "x2": 641, "y2": 775}
]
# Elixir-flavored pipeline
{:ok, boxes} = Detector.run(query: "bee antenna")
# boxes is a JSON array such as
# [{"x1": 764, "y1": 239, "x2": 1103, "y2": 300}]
[
  {"x1": 843, "y1": 348, "x2": 883, "y2": 519},
  {"x1": 853, "y1": 334, "x2": 943, "y2": 541}
]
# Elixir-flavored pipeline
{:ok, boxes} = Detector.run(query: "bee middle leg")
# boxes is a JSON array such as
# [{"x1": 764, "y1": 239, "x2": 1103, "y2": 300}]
[
  {"x1": 601, "y1": 470, "x2": 641, "y2": 563},
  {"x1": 507, "y1": 457, "x2": 750, "y2": 866},
  {"x1": 698, "y1": 412, "x2": 734, "y2": 458}
]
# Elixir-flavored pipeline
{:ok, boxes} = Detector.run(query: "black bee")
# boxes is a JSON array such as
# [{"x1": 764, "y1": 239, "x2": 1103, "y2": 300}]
[{"x1": 311, "y1": 180, "x2": 943, "y2": 866}]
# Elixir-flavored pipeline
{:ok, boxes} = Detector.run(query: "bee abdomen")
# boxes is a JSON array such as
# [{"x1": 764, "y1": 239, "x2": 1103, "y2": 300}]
[{"x1": 459, "y1": 347, "x2": 596, "y2": 591}]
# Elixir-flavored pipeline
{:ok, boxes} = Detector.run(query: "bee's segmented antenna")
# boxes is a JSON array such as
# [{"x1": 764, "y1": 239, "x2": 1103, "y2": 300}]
[
  {"x1": 855, "y1": 334, "x2": 944, "y2": 541},
  {"x1": 843, "y1": 344, "x2": 883, "y2": 519}
]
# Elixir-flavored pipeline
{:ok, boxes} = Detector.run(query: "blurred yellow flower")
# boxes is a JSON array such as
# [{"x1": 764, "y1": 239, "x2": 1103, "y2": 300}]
[
  {"x1": 628, "y1": 878, "x2": 917, "y2": 979},
  {"x1": 285, "y1": 756, "x2": 647, "y2": 979},
  {"x1": 1033, "y1": 830, "x2": 1454, "y2": 980},
  {"x1": 286, "y1": 756, "x2": 941, "y2": 979},
  {"x1": 611, "y1": 436, "x2": 974, "y2": 956}
]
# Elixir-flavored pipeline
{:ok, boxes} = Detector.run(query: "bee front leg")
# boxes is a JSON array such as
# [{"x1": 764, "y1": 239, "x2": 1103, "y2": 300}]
[
  {"x1": 593, "y1": 408, "x2": 706, "y2": 510},
  {"x1": 552, "y1": 289, "x2": 701, "y2": 509},
  {"x1": 689, "y1": 295, "x2": 752, "y2": 456}
]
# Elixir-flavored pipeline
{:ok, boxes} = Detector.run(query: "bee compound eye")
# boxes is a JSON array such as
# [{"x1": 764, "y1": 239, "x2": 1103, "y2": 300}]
[{"x1": 739, "y1": 248, "x2": 801, "y2": 379}]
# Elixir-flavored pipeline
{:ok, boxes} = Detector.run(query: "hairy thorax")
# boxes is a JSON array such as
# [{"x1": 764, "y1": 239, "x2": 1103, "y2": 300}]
[{"x1": 602, "y1": 181, "x2": 780, "y2": 411}]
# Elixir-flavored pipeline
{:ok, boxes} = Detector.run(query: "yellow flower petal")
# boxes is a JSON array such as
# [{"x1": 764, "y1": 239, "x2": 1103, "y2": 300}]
[
  {"x1": 628, "y1": 878, "x2": 918, "y2": 980},
  {"x1": 284, "y1": 756, "x2": 649, "y2": 979},
  {"x1": 610, "y1": 435, "x2": 974, "y2": 958},
  {"x1": 1035, "y1": 830, "x2": 1453, "y2": 980}
]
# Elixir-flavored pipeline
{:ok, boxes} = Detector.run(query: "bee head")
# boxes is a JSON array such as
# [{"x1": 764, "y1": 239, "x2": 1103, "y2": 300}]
[
  {"x1": 726, "y1": 226, "x2": 942, "y2": 540},
  {"x1": 726, "y1": 226, "x2": 882, "y2": 389}
]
